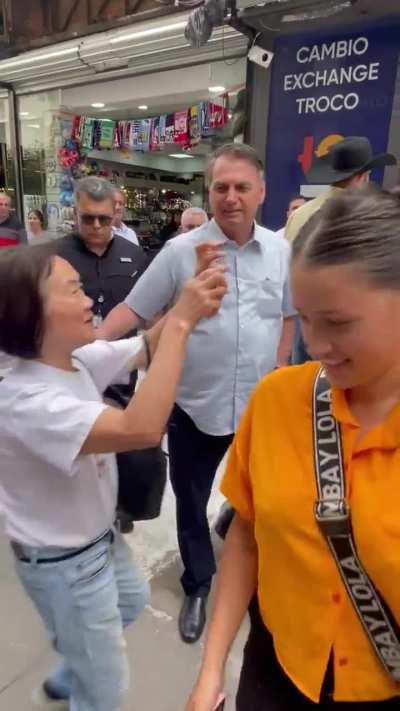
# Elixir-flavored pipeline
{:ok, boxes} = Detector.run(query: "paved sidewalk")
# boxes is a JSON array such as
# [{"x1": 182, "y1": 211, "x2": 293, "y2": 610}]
[{"x1": 0, "y1": 531, "x2": 247, "y2": 711}]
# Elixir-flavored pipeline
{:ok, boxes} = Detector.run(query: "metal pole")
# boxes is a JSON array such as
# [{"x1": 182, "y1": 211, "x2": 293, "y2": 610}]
[{"x1": 0, "y1": 80, "x2": 24, "y2": 221}]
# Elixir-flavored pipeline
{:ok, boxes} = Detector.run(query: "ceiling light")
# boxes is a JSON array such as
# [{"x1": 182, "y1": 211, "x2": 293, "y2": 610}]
[
  {"x1": 138, "y1": 105, "x2": 148, "y2": 110},
  {"x1": 0, "y1": 46, "x2": 77, "y2": 70},
  {"x1": 19, "y1": 112, "x2": 29, "y2": 117},
  {"x1": 209, "y1": 86, "x2": 226, "y2": 93},
  {"x1": 161, "y1": 189, "x2": 167, "y2": 194},
  {"x1": 110, "y1": 20, "x2": 187, "y2": 45},
  {"x1": 28, "y1": 124, "x2": 40, "y2": 129},
  {"x1": 91, "y1": 102, "x2": 105, "y2": 108},
  {"x1": 169, "y1": 154, "x2": 193, "y2": 159}
]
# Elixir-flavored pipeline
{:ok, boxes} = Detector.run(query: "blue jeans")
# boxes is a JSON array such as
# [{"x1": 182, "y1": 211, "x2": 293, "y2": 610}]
[{"x1": 14, "y1": 530, "x2": 149, "y2": 711}]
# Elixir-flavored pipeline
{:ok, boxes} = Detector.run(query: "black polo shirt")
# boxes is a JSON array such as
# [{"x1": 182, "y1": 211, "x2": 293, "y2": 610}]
[{"x1": 57, "y1": 232, "x2": 149, "y2": 321}]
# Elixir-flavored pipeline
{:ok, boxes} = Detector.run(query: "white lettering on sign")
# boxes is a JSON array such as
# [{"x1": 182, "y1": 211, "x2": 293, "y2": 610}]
[
  {"x1": 286, "y1": 35, "x2": 378, "y2": 114},
  {"x1": 296, "y1": 37, "x2": 369, "y2": 63},
  {"x1": 296, "y1": 93, "x2": 359, "y2": 114},
  {"x1": 284, "y1": 63, "x2": 380, "y2": 92}
]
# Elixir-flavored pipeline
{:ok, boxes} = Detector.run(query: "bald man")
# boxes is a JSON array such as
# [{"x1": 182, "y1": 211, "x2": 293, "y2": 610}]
[{"x1": 180, "y1": 207, "x2": 208, "y2": 234}]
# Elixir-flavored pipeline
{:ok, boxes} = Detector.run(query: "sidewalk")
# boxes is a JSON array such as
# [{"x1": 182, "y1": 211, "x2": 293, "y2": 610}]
[{"x1": 0, "y1": 529, "x2": 247, "y2": 711}]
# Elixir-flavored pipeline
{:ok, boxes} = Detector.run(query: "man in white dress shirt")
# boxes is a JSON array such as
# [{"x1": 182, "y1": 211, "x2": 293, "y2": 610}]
[
  {"x1": 98, "y1": 143, "x2": 296, "y2": 644},
  {"x1": 112, "y1": 188, "x2": 139, "y2": 246}
]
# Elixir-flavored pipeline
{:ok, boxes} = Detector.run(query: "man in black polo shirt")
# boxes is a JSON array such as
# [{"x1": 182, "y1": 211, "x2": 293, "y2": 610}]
[{"x1": 58, "y1": 177, "x2": 147, "y2": 336}]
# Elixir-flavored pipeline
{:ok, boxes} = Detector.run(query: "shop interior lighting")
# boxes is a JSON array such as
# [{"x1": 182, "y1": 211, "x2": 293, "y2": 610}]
[
  {"x1": 28, "y1": 124, "x2": 40, "y2": 129},
  {"x1": 19, "y1": 112, "x2": 29, "y2": 116},
  {"x1": 208, "y1": 85, "x2": 226, "y2": 93},
  {"x1": 138, "y1": 105, "x2": 148, "y2": 110},
  {"x1": 109, "y1": 20, "x2": 187, "y2": 44},
  {"x1": 0, "y1": 46, "x2": 77, "y2": 70},
  {"x1": 91, "y1": 102, "x2": 105, "y2": 108},
  {"x1": 169, "y1": 154, "x2": 193, "y2": 159}
]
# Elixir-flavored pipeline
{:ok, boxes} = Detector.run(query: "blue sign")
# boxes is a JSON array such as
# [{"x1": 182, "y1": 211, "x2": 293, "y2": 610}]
[{"x1": 263, "y1": 24, "x2": 400, "y2": 230}]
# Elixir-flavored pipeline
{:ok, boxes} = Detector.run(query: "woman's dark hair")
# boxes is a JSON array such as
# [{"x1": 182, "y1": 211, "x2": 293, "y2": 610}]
[
  {"x1": 0, "y1": 244, "x2": 55, "y2": 359},
  {"x1": 28, "y1": 208, "x2": 45, "y2": 228},
  {"x1": 292, "y1": 184, "x2": 400, "y2": 289}
]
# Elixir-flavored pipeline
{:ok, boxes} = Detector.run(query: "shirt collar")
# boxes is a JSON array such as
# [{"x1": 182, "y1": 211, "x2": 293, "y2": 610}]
[
  {"x1": 112, "y1": 222, "x2": 126, "y2": 236},
  {"x1": 210, "y1": 218, "x2": 262, "y2": 249},
  {"x1": 75, "y1": 232, "x2": 115, "y2": 258},
  {"x1": 331, "y1": 386, "x2": 400, "y2": 451}
]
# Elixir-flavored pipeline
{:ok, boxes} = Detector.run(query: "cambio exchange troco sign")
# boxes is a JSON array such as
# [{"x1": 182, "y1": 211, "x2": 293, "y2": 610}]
[{"x1": 263, "y1": 24, "x2": 399, "y2": 229}]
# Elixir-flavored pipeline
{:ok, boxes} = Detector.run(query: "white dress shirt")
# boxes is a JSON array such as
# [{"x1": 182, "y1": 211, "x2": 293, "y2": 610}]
[
  {"x1": 0, "y1": 338, "x2": 143, "y2": 547},
  {"x1": 125, "y1": 219, "x2": 295, "y2": 436},
  {"x1": 112, "y1": 222, "x2": 139, "y2": 246}
]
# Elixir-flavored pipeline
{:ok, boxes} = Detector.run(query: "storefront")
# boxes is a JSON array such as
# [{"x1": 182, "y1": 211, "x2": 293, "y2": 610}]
[{"x1": 0, "y1": 11, "x2": 247, "y2": 242}]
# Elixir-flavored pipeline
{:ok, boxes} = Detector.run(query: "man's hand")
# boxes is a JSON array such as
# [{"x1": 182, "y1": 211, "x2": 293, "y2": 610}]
[{"x1": 195, "y1": 242, "x2": 225, "y2": 276}]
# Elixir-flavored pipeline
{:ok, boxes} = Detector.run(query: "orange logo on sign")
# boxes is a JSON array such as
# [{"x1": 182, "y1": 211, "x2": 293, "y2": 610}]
[{"x1": 298, "y1": 134, "x2": 344, "y2": 174}]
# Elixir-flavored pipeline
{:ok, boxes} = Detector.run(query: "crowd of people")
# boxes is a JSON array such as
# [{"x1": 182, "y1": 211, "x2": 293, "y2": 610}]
[{"x1": 0, "y1": 138, "x2": 399, "y2": 711}]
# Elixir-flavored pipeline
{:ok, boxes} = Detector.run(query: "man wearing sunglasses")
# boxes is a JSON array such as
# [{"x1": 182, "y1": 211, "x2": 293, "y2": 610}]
[{"x1": 58, "y1": 177, "x2": 148, "y2": 332}]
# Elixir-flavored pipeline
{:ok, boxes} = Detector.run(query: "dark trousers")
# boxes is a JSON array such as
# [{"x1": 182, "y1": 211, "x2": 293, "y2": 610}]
[
  {"x1": 237, "y1": 598, "x2": 398, "y2": 710},
  {"x1": 168, "y1": 404, "x2": 233, "y2": 597},
  {"x1": 291, "y1": 316, "x2": 311, "y2": 365}
]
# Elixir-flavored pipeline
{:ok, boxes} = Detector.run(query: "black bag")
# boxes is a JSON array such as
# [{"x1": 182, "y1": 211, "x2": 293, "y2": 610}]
[
  {"x1": 116, "y1": 447, "x2": 167, "y2": 521},
  {"x1": 105, "y1": 384, "x2": 167, "y2": 521}
]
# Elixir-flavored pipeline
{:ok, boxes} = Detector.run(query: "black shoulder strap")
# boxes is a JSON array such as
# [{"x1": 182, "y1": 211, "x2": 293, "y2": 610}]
[{"x1": 313, "y1": 367, "x2": 400, "y2": 683}]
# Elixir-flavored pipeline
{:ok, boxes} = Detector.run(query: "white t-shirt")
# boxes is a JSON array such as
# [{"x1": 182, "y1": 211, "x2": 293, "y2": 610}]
[{"x1": 0, "y1": 338, "x2": 143, "y2": 548}]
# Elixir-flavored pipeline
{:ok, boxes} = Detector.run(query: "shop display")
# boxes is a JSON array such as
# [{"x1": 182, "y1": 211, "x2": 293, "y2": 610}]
[{"x1": 71, "y1": 95, "x2": 229, "y2": 155}]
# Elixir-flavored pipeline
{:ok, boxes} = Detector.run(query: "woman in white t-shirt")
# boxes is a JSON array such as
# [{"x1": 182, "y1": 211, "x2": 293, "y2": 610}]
[{"x1": 0, "y1": 243, "x2": 226, "y2": 711}]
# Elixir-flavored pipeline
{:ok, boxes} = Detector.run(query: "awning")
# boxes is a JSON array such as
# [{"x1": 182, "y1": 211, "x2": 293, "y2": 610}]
[{"x1": 0, "y1": 13, "x2": 248, "y2": 94}]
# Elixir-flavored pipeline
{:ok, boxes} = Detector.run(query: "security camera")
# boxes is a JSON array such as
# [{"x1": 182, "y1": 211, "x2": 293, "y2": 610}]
[{"x1": 248, "y1": 45, "x2": 273, "y2": 69}]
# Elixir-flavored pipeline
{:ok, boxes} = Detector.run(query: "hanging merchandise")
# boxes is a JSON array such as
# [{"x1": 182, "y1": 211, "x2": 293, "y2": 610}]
[
  {"x1": 81, "y1": 118, "x2": 95, "y2": 150},
  {"x1": 71, "y1": 115, "x2": 82, "y2": 142},
  {"x1": 165, "y1": 114, "x2": 175, "y2": 144},
  {"x1": 99, "y1": 119, "x2": 115, "y2": 149},
  {"x1": 159, "y1": 115, "x2": 167, "y2": 148},
  {"x1": 209, "y1": 93, "x2": 228, "y2": 129},
  {"x1": 120, "y1": 121, "x2": 130, "y2": 149},
  {"x1": 139, "y1": 119, "x2": 151, "y2": 151},
  {"x1": 93, "y1": 120, "x2": 102, "y2": 150},
  {"x1": 129, "y1": 119, "x2": 151, "y2": 151},
  {"x1": 150, "y1": 116, "x2": 161, "y2": 152},
  {"x1": 200, "y1": 101, "x2": 212, "y2": 137},
  {"x1": 113, "y1": 122, "x2": 122, "y2": 149},
  {"x1": 72, "y1": 92, "x2": 232, "y2": 157},
  {"x1": 209, "y1": 101, "x2": 227, "y2": 130},
  {"x1": 189, "y1": 105, "x2": 201, "y2": 147},
  {"x1": 174, "y1": 110, "x2": 189, "y2": 145}
]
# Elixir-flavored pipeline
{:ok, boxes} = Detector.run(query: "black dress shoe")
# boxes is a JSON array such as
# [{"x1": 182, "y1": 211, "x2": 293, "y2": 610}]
[
  {"x1": 42, "y1": 679, "x2": 69, "y2": 701},
  {"x1": 179, "y1": 595, "x2": 207, "y2": 644}
]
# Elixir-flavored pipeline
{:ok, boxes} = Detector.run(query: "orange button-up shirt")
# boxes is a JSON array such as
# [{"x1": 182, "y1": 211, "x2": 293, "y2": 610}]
[{"x1": 221, "y1": 361, "x2": 400, "y2": 702}]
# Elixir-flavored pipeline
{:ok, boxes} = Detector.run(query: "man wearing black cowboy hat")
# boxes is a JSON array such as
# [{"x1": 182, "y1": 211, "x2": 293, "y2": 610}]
[
  {"x1": 285, "y1": 136, "x2": 396, "y2": 365},
  {"x1": 285, "y1": 136, "x2": 396, "y2": 244}
]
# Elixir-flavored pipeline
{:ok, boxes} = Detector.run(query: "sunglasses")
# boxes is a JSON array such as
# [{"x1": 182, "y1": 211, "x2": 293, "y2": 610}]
[{"x1": 79, "y1": 213, "x2": 113, "y2": 227}]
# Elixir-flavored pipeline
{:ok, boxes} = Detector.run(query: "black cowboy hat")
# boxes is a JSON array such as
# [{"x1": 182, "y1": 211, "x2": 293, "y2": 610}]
[{"x1": 306, "y1": 136, "x2": 396, "y2": 185}]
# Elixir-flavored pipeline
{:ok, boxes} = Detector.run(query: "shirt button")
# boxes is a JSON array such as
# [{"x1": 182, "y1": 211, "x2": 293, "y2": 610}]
[
  {"x1": 338, "y1": 657, "x2": 348, "y2": 667},
  {"x1": 332, "y1": 593, "x2": 341, "y2": 604}
]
